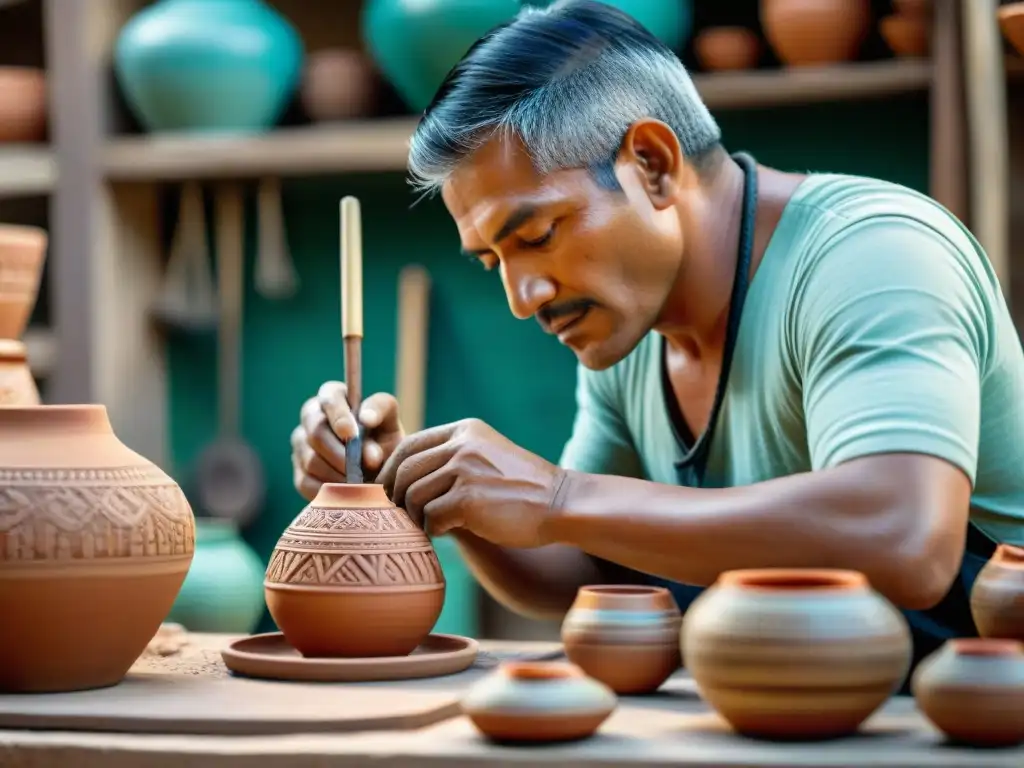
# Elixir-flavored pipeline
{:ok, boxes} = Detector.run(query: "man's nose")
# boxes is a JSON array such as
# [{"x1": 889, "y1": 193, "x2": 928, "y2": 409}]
[{"x1": 502, "y1": 262, "x2": 557, "y2": 320}]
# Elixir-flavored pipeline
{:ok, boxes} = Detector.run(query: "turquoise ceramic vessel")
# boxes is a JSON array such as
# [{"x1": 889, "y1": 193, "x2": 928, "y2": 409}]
[
  {"x1": 590, "y1": 0, "x2": 692, "y2": 52},
  {"x1": 166, "y1": 519, "x2": 266, "y2": 634},
  {"x1": 114, "y1": 0, "x2": 303, "y2": 134}
]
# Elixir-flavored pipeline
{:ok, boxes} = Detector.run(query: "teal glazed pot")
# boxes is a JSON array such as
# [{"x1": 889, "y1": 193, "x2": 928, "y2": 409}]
[
  {"x1": 114, "y1": 0, "x2": 303, "y2": 134},
  {"x1": 167, "y1": 518, "x2": 265, "y2": 634},
  {"x1": 532, "y1": 0, "x2": 692, "y2": 52},
  {"x1": 362, "y1": 0, "x2": 523, "y2": 113}
]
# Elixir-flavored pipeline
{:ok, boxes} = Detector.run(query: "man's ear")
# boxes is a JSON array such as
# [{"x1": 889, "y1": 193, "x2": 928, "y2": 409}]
[{"x1": 614, "y1": 119, "x2": 690, "y2": 209}]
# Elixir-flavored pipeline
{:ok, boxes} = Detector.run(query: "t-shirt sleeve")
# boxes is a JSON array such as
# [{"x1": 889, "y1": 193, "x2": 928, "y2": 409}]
[
  {"x1": 792, "y1": 215, "x2": 992, "y2": 485},
  {"x1": 559, "y1": 363, "x2": 645, "y2": 478}
]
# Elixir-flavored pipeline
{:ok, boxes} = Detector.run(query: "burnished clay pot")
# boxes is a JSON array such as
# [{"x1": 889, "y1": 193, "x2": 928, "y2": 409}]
[
  {"x1": 999, "y1": 3, "x2": 1024, "y2": 57},
  {"x1": 912, "y1": 638, "x2": 1024, "y2": 747},
  {"x1": 461, "y1": 661, "x2": 617, "y2": 743},
  {"x1": 760, "y1": 0, "x2": 871, "y2": 67},
  {"x1": 695, "y1": 27, "x2": 762, "y2": 71},
  {"x1": 0, "y1": 340, "x2": 39, "y2": 405},
  {"x1": 970, "y1": 543, "x2": 1024, "y2": 640},
  {"x1": 0, "y1": 405, "x2": 196, "y2": 693},
  {"x1": 0, "y1": 67, "x2": 47, "y2": 143},
  {"x1": 562, "y1": 585, "x2": 681, "y2": 694},
  {"x1": 0, "y1": 225, "x2": 47, "y2": 340},
  {"x1": 880, "y1": 14, "x2": 930, "y2": 58},
  {"x1": 682, "y1": 569, "x2": 912, "y2": 740},
  {"x1": 265, "y1": 483, "x2": 445, "y2": 657}
]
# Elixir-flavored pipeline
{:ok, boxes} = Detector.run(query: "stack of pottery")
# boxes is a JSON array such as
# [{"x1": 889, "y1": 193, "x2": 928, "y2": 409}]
[
  {"x1": 0, "y1": 225, "x2": 48, "y2": 405},
  {"x1": 880, "y1": 0, "x2": 932, "y2": 58}
]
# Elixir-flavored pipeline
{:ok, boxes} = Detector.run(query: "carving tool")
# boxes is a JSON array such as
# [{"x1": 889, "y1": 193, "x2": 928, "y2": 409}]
[{"x1": 341, "y1": 196, "x2": 364, "y2": 483}]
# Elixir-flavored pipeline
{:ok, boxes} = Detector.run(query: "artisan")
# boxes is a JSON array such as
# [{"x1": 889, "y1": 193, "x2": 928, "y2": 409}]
[{"x1": 290, "y1": 0, "x2": 1024, "y2": 670}]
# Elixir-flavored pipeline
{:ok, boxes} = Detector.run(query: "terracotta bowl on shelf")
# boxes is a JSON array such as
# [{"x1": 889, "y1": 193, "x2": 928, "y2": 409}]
[
  {"x1": 880, "y1": 14, "x2": 931, "y2": 57},
  {"x1": 999, "y1": 3, "x2": 1024, "y2": 58},
  {"x1": 695, "y1": 27, "x2": 762, "y2": 72},
  {"x1": 0, "y1": 67, "x2": 47, "y2": 143}
]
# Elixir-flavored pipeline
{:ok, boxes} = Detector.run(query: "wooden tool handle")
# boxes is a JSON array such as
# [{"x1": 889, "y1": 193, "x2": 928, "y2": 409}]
[
  {"x1": 215, "y1": 182, "x2": 245, "y2": 437},
  {"x1": 340, "y1": 196, "x2": 363, "y2": 416},
  {"x1": 396, "y1": 265, "x2": 431, "y2": 434}
]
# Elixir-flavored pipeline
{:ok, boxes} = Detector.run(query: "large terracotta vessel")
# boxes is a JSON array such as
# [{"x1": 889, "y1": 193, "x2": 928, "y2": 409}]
[
  {"x1": 0, "y1": 405, "x2": 195, "y2": 693},
  {"x1": 760, "y1": 0, "x2": 871, "y2": 67},
  {"x1": 562, "y1": 585, "x2": 681, "y2": 694},
  {"x1": 682, "y1": 568, "x2": 912, "y2": 740},
  {"x1": 970, "y1": 543, "x2": 1024, "y2": 640},
  {"x1": 0, "y1": 224, "x2": 47, "y2": 340},
  {"x1": 265, "y1": 483, "x2": 445, "y2": 657}
]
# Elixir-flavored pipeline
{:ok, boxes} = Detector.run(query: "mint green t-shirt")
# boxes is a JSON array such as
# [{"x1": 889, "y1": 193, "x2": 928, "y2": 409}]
[{"x1": 560, "y1": 174, "x2": 1024, "y2": 547}]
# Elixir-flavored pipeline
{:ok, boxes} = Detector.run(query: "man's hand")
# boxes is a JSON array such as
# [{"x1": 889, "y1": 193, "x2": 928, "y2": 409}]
[{"x1": 376, "y1": 418, "x2": 565, "y2": 548}]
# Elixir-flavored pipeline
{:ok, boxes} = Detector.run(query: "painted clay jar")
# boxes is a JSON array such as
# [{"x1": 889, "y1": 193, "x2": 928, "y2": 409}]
[
  {"x1": 695, "y1": 27, "x2": 762, "y2": 71},
  {"x1": 561, "y1": 585, "x2": 681, "y2": 694},
  {"x1": 970, "y1": 543, "x2": 1024, "y2": 640},
  {"x1": 0, "y1": 340, "x2": 39, "y2": 405},
  {"x1": 0, "y1": 405, "x2": 196, "y2": 693},
  {"x1": 682, "y1": 568, "x2": 912, "y2": 740},
  {"x1": 265, "y1": 483, "x2": 445, "y2": 657},
  {"x1": 0, "y1": 224, "x2": 47, "y2": 340},
  {"x1": 1000, "y1": 3, "x2": 1024, "y2": 58},
  {"x1": 911, "y1": 638, "x2": 1024, "y2": 747},
  {"x1": 461, "y1": 661, "x2": 617, "y2": 743},
  {"x1": 300, "y1": 49, "x2": 377, "y2": 123},
  {"x1": 0, "y1": 67, "x2": 47, "y2": 143},
  {"x1": 760, "y1": 0, "x2": 871, "y2": 67}
]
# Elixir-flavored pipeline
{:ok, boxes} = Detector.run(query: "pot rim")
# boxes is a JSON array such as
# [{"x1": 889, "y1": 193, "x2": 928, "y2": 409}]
[
  {"x1": 949, "y1": 638, "x2": 1024, "y2": 657},
  {"x1": 573, "y1": 584, "x2": 679, "y2": 612},
  {"x1": 312, "y1": 482, "x2": 392, "y2": 508},
  {"x1": 994, "y1": 543, "x2": 1024, "y2": 566},
  {"x1": 499, "y1": 661, "x2": 583, "y2": 681},
  {"x1": 0, "y1": 223, "x2": 47, "y2": 247},
  {"x1": 0, "y1": 403, "x2": 109, "y2": 429},
  {"x1": 718, "y1": 568, "x2": 868, "y2": 592}
]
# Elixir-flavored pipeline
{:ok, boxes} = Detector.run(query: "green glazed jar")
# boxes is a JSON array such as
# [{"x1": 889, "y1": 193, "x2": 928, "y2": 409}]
[{"x1": 167, "y1": 518, "x2": 265, "y2": 633}]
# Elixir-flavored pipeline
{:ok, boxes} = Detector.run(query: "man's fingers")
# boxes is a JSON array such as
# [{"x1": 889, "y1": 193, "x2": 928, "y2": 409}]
[
  {"x1": 403, "y1": 464, "x2": 458, "y2": 529},
  {"x1": 301, "y1": 397, "x2": 348, "y2": 475},
  {"x1": 377, "y1": 421, "x2": 462, "y2": 494},
  {"x1": 359, "y1": 393, "x2": 401, "y2": 432},
  {"x1": 296, "y1": 441, "x2": 347, "y2": 483},
  {"x1": 317, "y1": 380, "x2": 359, "y2": 440},
  {"x1": 363, "y1": 439, "x2": 384, "y2": 472},
  {"x1": 422, "y1": 491, "x2": 465, "y2": 538},
  {"x1": 392, "y1": 442, "x2": 457, "y2": 510},
  {"x1": 292, "y1": 456, "x2": 323, "y2": 502}
]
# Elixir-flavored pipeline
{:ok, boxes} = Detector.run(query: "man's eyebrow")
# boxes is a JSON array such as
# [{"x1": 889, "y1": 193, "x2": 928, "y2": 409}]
[{"x1": 462, "y1": 204, "x2": 540, "y2": 258}]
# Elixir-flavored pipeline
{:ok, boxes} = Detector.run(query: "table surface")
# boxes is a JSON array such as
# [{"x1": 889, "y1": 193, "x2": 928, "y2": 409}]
[{"x1": 0, "y1": 632, "x2": 1021, "y2": 768}]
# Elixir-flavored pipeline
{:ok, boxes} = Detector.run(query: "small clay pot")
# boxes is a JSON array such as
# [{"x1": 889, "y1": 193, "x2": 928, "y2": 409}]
[
  {"x1": 911, "y1": 638, "x2": 1024, "y2": 747},
  {"x1": 265, "y1": 482, "x2": 445, "y2": 658},
  {"x1": 880, "y1": 14, "x2": 930, "y2": 57},
  {"x1": 0, "y1": 225, "x2": 47, "y2": 341},
  {"x1": 970, "y1": 543, "x2": 1024, "y2": 640},
  {"x1": 682, "y1": 568, "x2": 912, "y2": 740},
  {"x1": 695, "y1": 27, "x2": 762, "y2": 71},
  {"x1": 561, "y1": 585, "x2": 681, "y2": 694},
  {"x1": 999, "y1": 3, "x2": 1024, "y2": 58},
  {"x1": 0, "y1": 339, "x2": 39, "y2": 405},
  {"x1": 893, "y1": 0, "x2": 931, "y2": 18},
  {"x1": 300, "y1": 48, "x2": 377, "y2": 123},
  {"x1": 0, "y1": 67, "x2": 47, "y2": 143},
  {"x1": 461, "y1": 661, "x2": 617, "y2": 743},
  {"x1": 760, "y1": 0, "x2": 872, "y2": 67}
]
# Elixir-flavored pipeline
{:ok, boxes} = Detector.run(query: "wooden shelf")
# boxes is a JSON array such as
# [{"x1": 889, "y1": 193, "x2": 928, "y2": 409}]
[
  {"x1": 101, "y1": 60, "x2": 933, "y2": 182},
  {"x1": 0, "y1": 145, "x2": 56, "y2": 198},
  {"x1": 23, "y1": 326, "x2": 55, "y2": 378}
]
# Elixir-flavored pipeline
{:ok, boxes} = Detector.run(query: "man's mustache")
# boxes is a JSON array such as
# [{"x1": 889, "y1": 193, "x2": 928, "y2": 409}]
[{"x1": 537, "y1": 298, "x2": 596, "y2": 329}]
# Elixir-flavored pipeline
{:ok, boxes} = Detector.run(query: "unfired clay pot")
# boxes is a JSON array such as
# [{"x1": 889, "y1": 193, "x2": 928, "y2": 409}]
[
  {"x1": 911, "y1": 638, "x2": 1024, "y2": 747},
  {"x1": 760, "y1": 0, "x2": 871, "y2": 67},
  {"x1": 0, "y1": 67, "x2": 47, "y2": 143},
  {"x1": 0, "y1": 405, "x2": 196, "y2": 693},
  {"x1": 562, "y1": 585, "x2": 681, "y2": 694},
  {"x1": 999, "y1": 3, "x2": 1024, "y2": 59},
  {"x1": 300, "y1": 48, "x2": 377, "y2": 122},
  {"x1": 970, "y1": 543, "x2": 1024, "y2": 640},
  {"x1": 461, "y1": 661, "x2": 617, "y2": 743},
  {"x1": 695, "y1": 27, "x2": 762, "y2": 71},
  {"x1": 682, "y1": 568, "x2": 912, "y2": 740},
  {"x1": 265, "y1": 483, "x2": 445, "y2": 657},
  {"x1": 0, "y1": 224, "x2": 47, "y2": 341},
  {"x1": 880, "y1": 14, "x2": 930, "y2": 58},
  {"x1": 0, "y1": 339, "x2": 39, "y2": 405}
]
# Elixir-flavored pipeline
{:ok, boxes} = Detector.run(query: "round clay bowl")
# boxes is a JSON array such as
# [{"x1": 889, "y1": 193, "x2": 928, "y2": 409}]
[
  {"x1": 0, "y1": 405, "x2": 195, "y2": 693},
  {"x1": 760, "y1": 0, "x2": 872, "y2": 67},
  {"x1": 0, "y1": 225, "x2": 47, "y2": 340},
  {"x1": 265, "y1": 483, "x2": 445, "y2": 658},
  {"x1": 880, "y1": 14, "x2": 930, "y2": 57},
  {"x1": 970, "y1": 543, "x2": 1024, "y2": 640},
  {"x1": 999, "y1": 3, "x2": 1024, "y2": 58},
  {"x1": 695, "y1": 27, "x2": 762, "y2": 71},
  {"x1": 0, "y1": 67, "x2": 46, "y2": 143},
  {"x1": 0, "y1": 339, "x2": 39, "y2": 405},
  {"x1": 682, "y1": 568, "x2": 912, "y2": 740},
  {"x1": 562, "y1": 585, "x2": 681, "y2": 694},
  {"x1": 301, "y1": 48, "x2": 377, "y2": 122},
  {"x1": 461, "y1": 661, "x2": 617, "y2": 743},
  {"x1": 912, "y1": 638, "x2": 1024, "y2": 747}
]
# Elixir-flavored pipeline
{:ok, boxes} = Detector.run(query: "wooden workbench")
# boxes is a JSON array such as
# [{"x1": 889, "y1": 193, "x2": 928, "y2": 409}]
[{"x1": 0, "y1": 633, "x2": 1020, "y2": 768}]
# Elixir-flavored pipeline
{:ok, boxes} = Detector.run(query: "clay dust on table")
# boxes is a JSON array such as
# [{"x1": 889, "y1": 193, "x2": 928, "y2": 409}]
[{"x1": 131, "y1": 623, "x2": 230, "y2": 679}]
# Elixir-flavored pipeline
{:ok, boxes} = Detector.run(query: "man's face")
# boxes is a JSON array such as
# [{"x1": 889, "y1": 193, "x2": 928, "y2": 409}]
[{"x1": 441, "y1": 131, "x2": 685, "y2": 370}]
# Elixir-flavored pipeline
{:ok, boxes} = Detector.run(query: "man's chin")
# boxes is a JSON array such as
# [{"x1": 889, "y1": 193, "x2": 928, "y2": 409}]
[{"x1": 571, "y1": 338, "x2": 631, "y2": 371}]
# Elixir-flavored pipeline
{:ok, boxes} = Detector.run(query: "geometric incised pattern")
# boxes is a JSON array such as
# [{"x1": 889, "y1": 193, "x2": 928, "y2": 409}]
[
  {"x1": 265, "y1": 503, "x2": 444, "y2": 587},
  {"x1": 0, "y1": 466, "x2": 195, "y2": 562}
]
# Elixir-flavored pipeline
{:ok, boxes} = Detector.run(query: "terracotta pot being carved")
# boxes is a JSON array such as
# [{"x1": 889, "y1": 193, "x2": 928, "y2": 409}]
[
  {"x1": 912, "y1": 638, "x2": 1024, "y2": 747},
  {"x1": 760, "y1": 0, "x2": 871, "y2": 67},
  {"x1": 265, "y1": 483, "x2": 445, "y2": 657},
  {"x1": 682, "y1": 568, "x2": 912, "y2": 740},
  {"x1": 0, "y1": 225, "x2": 47, "y2": 341},
  {"x1": 0, "y1": 340, "x2": 39, "y2": 405},
  {"x1": 562, "y1": 585, "x2": 681, "y2": 694},
  {"x1": 970, "y1": 543, "x2": 1024, "y2": 640},
  {"x1": 0, "y1": 405, "x2": 196, "y2": 693}
]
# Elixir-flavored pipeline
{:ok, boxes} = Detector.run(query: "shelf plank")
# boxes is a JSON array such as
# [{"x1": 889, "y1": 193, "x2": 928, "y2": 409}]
[
  {"x1": 101, "y1": 60, "x2": 933, "y2": 182},
  {"x1": 0, "y1": 145, "x2": 56, "y2": 198}
]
